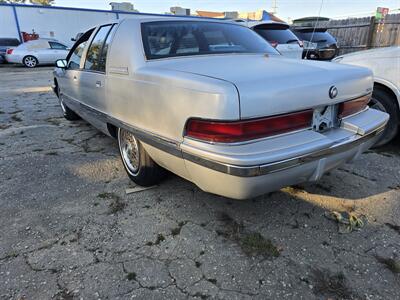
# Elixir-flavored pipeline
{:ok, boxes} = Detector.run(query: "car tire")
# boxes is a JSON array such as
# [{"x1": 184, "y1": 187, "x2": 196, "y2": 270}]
[
  {"x1": 118, "y1": 128, "x2": 165, "y2": 186},
  {"x1": 370, "y1": 87, "x2": 399, "y2": 147},
  {"x1": 23, "y1": 55, "x2": 38, "y2": 68},
  {"x1": 57, "y1": 85, "x2": 80, "y2": 121}
]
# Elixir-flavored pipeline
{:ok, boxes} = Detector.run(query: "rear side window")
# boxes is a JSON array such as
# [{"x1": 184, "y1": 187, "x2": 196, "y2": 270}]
[
  {"x1": 293, "y1": 31, "x2": 336, "y2": 44},
  {"x1": 49, "y1": 41, "x2": 67, "y2": 49},
  {"x1": 254, "y1": 26, "x2": 299, "y2": 44},
  {"x1": 84, "y1": 25, "x2": 113, "y2": 72}
]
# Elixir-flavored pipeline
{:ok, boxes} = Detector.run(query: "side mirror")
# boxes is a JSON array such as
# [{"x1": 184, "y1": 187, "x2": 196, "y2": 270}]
[{"x1": 56, "y1": 59, "x2": 68, "y2": 69}]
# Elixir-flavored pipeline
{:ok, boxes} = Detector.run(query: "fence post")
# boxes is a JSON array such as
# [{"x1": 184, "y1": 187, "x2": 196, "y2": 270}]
[{"x1": 366, "y1": 16, "x2": 376, "y2": 49}]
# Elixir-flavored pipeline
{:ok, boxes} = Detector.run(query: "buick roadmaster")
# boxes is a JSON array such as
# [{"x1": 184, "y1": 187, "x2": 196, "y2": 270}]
[{"x1": 53, "y1": 17, "x2": 389, "y2": 199}]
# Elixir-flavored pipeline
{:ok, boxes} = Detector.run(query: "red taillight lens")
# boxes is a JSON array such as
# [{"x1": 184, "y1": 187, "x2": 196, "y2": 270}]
[
  {"x1": 185, "y1": 110, "x2": 313, "y2": 143},
  {"x1": 6, "y1": 49, "x2": 13, "y2": 55},
  {"x1": 338, "y1": 94, "x2": 371, "y2": 118}
]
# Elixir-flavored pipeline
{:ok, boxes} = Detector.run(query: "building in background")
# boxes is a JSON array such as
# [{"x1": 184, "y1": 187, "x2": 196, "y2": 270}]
[
  {"x1": 109, "y1": 2, "x2": 138, "y2": 12},
  {"x1": 0, "y1": 2, "x2": 150, "y2": 46},
  {"x1": 170, "y1": 6, "x2": 190, "y2": 16}
]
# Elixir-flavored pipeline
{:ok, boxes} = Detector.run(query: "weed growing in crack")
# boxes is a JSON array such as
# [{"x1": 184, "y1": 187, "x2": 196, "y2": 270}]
[
  {"x1": 311, "y1": 268, "x2": 355, "y2": 299},
  {"x1": 207, "y1": 278, "x2": 217, "y2": 285},
  {"x1": 146, "y1": 233, "x2": 166, "y2": 246},
  {"x1": 97, "y1": 192, "x2": 126, "y2": 214},
  {"x1": 126, "y1": 272, "x2": 137, "y2": 281},
  {"x1": 240, "y1": 232, "x2": 280, "y2": 257},
  {"x1": 155, "y1": 233, "x2": 165, "y2": 245},
  {"x1": 171, "y1": 221, "x2": 187, "y2": 236},
  {"x1": 217, "y1": 212, "x2": 281, "y2": 258}
]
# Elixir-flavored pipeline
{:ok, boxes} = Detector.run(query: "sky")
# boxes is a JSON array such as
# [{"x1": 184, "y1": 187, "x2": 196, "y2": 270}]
[{"x1": 54, "y1": 0, "x2": 400, "y2": 21}]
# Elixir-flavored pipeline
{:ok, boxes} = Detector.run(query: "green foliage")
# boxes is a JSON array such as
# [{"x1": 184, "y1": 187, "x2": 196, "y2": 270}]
[{"x1": 0, "y1": 0, "x2": 54, "y2": 5}]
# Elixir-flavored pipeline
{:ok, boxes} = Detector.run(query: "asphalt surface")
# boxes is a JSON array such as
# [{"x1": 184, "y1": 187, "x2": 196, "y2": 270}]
[{"x1": 0, "y1": 65, "x2": 399, "y2": 300}]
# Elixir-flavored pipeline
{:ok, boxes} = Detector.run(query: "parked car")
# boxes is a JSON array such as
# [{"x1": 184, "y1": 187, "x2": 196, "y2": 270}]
[
  {"x1": 6, "y1": 38, "x2": 69, "y2": 68},
  {"x1": 292, "y1": 28, "x2": 339, "y2": 60},
  {"x1": 53, "y1": 18, "x2": 388, "y2": 199},
  {"x1": 244, "y1": 20, "x2": 303, "y2": 59},
  {"x1": 0, "y1": 37, "x2": 21, "y2": 64},
  {"x1": 333, "y1": 47, "x2": 400, "y2": 146}
]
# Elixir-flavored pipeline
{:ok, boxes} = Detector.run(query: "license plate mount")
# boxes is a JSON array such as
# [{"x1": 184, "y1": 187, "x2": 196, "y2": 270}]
[{"x1": 312, "y1": 105, "x2": 338, "y2": 132}]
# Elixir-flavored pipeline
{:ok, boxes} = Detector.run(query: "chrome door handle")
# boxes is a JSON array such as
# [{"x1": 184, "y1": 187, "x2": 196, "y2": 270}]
[{"x1": 96, "y1": 81, "x2": 102, "y2": 88}]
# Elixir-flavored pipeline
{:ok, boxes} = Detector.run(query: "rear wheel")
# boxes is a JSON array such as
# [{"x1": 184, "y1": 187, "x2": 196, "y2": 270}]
[
  {"x1": 118, "y1": 128, "x2": 165, "y2": 186},
  {"x1": 370, "y1": 87, "x2": 399, "y2": 147},
  {"x1": 56, "y1": 85, "x2": 80, "y2": 121},
  {"x1": 23, "y1": 55, "x2": 38, "y2": 68}
]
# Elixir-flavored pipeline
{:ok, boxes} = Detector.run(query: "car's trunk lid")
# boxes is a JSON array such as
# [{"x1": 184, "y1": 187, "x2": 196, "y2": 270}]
[{"x1": 154, "y1": 54, "x2": 373, "y2": 119}]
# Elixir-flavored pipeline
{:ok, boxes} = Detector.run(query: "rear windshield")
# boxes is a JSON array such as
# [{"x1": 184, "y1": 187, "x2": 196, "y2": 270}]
[
  {"x1": 254, "y1": 26, "x2": 299, "y2": 44},
  {"x1": 0, "y1": 38, "x2": 20, "y2": 47},
  {"x1": 293, "y1": 30, "x2": 336, "y2": 44},
  {"x1": 141, "y1": 21, "x2": 278, "y2": 60}
]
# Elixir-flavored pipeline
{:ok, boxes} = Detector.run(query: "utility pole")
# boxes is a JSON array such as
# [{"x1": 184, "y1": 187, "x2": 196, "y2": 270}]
[{"x1": 271, "y1": 0, "x2": 278, "y2": 15}]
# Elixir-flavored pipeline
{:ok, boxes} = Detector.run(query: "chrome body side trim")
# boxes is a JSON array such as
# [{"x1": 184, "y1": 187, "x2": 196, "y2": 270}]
[{"x1": 62, "y1": 94, "x2": 386, "y2": 178}]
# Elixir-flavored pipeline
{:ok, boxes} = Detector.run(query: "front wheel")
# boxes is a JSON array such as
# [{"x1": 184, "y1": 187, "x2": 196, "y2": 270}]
[
  {"x1": 370, "y1": 88, "x2": 399, "y2": 147},
  {"x1": 117, "y1": 128, "x2": 165, "y2": 186},
  {"x1": 23, "y1": 55, "x2": 38, "y2": 68}
]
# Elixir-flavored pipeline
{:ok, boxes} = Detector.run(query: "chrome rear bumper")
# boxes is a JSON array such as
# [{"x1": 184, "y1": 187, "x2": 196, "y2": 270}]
[{"x1": 182, "y1": 122, "x2": 385, "y2": 177}]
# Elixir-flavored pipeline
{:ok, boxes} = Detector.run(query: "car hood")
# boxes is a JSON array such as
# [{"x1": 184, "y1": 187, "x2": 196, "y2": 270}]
[{"x1": 154, "y1": 54, "x2": 373, "y2": 118}]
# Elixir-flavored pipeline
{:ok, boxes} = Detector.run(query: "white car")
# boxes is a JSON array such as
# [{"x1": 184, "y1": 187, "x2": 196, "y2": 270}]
[
  {"x1": 334, "y1": 47, "x2": 400, "y2": 146},
  {"x1": 6, "y1": 39, "x2": 69, "y2": 68},
  {"x1": 243, "y1": 20, "x2": 303, "y2": 59}
]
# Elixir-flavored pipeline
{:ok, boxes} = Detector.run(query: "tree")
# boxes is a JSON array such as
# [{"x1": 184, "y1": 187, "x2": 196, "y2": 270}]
[
  {"x1": 30, "y1": 0, "x2": 54, "y2": 5},
  {"x1": 0, "y1": 0, "x2": 27, "y2": 3},
  {"x1": 0, "y1": 0, "x2": 54, "y2": 4}
]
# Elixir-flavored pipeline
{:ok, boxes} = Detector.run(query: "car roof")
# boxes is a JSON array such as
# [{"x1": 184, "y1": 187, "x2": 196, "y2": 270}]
[{"x1": 244, "y1": 20, "x2": 290, "y2": 29}]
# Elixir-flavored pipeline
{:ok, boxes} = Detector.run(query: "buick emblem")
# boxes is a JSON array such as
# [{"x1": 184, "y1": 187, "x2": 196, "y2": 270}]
[{"x1": 329, "y1": 86, "x2": 338, "y2": 99}]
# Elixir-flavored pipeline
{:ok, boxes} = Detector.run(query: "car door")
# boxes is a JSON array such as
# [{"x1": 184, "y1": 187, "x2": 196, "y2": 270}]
[
  {"x1": 57, "y1": 29, "x2": 94, "y2": 106},
  {"x1": 77, "y1": 24, "x2": 116, "y2": 131},
  {"x1": 79, "y1": 25, "x2": 115, "y2": 111}
]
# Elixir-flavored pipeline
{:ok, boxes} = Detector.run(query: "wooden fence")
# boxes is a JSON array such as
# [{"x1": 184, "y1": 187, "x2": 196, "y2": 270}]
[{"x1": 294, "y1": 13, "x2": 400, "y2": 55}]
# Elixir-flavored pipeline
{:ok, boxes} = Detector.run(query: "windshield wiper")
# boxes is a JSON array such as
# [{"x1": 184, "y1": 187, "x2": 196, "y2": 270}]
[
  {"x1": 314, "y1": 39, "x2": 327, "y2": 43},
  {"x1": 286, "y1": 39, "x2": 299, "y2": 44}
]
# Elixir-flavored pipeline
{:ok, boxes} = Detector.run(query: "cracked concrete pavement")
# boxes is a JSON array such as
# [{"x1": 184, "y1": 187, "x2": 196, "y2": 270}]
[{"x1": 0, "y1": 65, "x2": 399, "y2": 299}]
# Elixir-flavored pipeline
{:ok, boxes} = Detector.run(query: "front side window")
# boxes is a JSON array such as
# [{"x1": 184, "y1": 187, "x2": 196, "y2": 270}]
[
  {"x1": 142, "y1": 21, "x2": 278, "y2": 60},
  {"x1": 49, "y1": 41, "x2": 67, "y2": 50},
  {"x1": 84, "y1": 25, "x2": 112, "y2": 72},
  {"x1": 67, "y1": 28, "x2": 94, "y2": 70}
]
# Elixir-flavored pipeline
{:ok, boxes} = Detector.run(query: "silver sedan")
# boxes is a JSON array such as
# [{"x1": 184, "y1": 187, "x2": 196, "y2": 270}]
[
  {"x1": 53, "y1": 18, "x2": 389, "y2": 199},
  {"x1": 6, "y1": 38, "x2": 69, "y2": 68}
]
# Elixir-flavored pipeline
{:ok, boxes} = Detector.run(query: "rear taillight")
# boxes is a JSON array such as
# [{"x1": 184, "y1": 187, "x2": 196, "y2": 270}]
[
  {"x1": 338, "y1": 94, "x2": 371, "y2": 118},
  {"x1": 6, "y1": 49, "x2": 13, "y2": 55},
  {"x1": 185, "y1": 110, "x2": 313, "y2": 143},
  {"x1": 269, "y1": 40, "x2": 278, "y2": 48}
]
